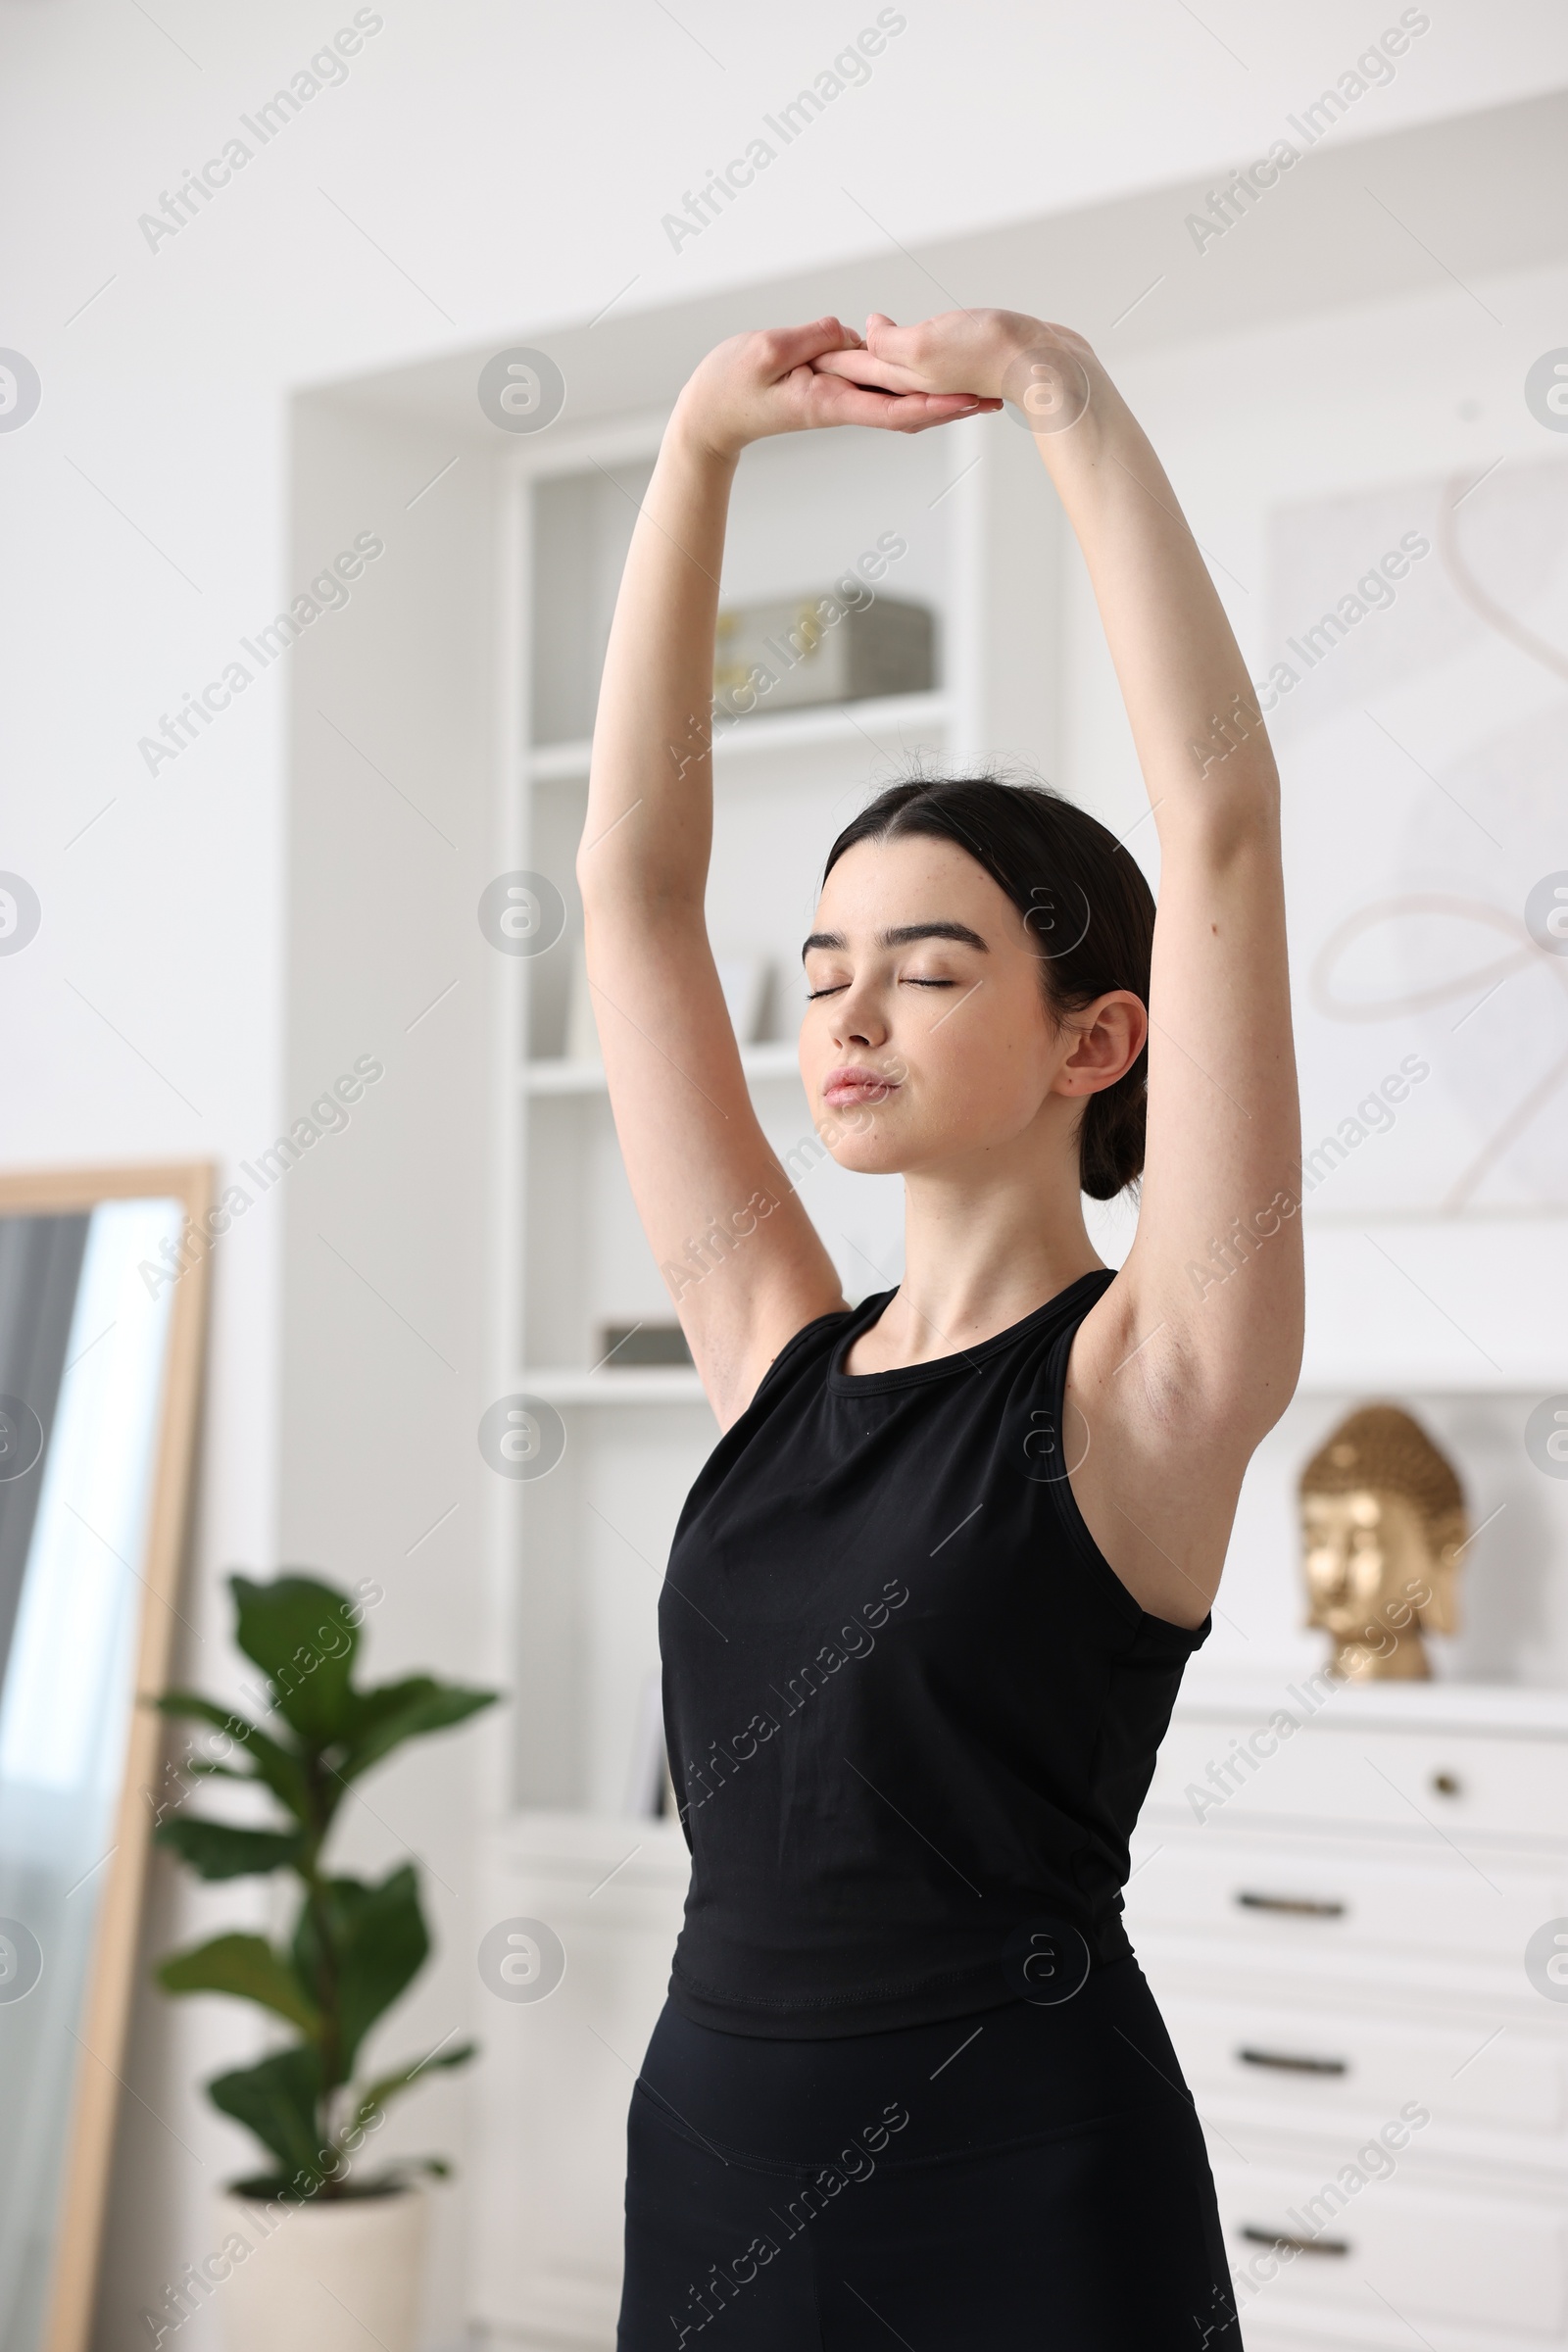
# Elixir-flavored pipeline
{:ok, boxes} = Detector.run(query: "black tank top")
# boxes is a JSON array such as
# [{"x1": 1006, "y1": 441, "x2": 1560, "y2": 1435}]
[{"x1": 659, "y1": 1270, "x2": 1210, "y2": 2037}]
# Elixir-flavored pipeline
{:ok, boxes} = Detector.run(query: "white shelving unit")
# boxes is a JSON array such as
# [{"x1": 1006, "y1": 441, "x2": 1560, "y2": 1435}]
[
  {"x1": 521, "y1": 1039, "x2": 802, "y2": 1096},
  {"x1": 492, "y1": 404, "x2": 1063, "y2": 1818},
  {"x1": 523, "y1": 687, "x2": 956, "y2": 784},
  {"x1": 518, "y1": 1369, "x2": 709, "y2": 1405}
]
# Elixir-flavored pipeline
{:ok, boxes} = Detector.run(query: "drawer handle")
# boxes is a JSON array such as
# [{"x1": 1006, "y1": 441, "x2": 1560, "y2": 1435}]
[
  {"x1": 1237, "y1": 2046, "x2": 1348, "y2": 2077},
  {"x1": 1235, "y1": 1890, "x2": 1347, "y2": 1918},
  {"x1": 1240, "y1": 2226, "x2": 1350, "y2": 2258}
]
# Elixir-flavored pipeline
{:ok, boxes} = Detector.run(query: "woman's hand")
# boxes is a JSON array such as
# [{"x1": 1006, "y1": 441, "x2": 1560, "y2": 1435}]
[
  {"x1": 812, "y1": 309, "x2": 1103, "y2": 425},
  {"x1": 672, "y1": 316, "x2": 1000, "y2": 464}
]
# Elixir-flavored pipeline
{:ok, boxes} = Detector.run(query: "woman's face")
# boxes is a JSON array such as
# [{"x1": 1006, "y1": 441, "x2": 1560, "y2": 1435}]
[{"x1": 798, "y1": 832, "x2": 1145, "y2": 1178}]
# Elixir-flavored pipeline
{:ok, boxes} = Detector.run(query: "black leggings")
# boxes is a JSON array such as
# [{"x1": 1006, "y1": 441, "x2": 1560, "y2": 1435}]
[{"x1": 617, "y1": 1957, "x2": 1240, "y2": 2349}]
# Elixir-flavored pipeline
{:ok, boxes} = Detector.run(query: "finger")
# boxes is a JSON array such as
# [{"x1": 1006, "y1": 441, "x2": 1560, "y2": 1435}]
[
  {"x1": 876, "y1": 390, "x2": 1004, "y2": 435},
  {"x1": 813, "y1": 354, "x2": 1000, "y2": 416},
  {"x1": 864, "y1": 312, "x2": 924, "y2": 366},
  {"x1": 803, "y1": 380, "x2": 924, "y2": 430},
  {"x1": 808, "y1": 381, "x2": 993, "y2": 433},
  {"x1": 809, "y1": 348, "x2": 925, "y2": 392},
  {"x1": 888, "y1": 395, "x2": 1001, "y2": 432},
  {"x1": 900, "y1": 395, "x2": 1004, "y2": 433},
  {"x1": 763, "y1": 316, "x2": 860, "y2": 372}
]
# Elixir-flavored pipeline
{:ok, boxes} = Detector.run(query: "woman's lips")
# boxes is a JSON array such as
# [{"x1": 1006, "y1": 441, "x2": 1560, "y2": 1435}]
[{"x1": 821, "y1": 1064, "x2": 900, "y2": 1109}]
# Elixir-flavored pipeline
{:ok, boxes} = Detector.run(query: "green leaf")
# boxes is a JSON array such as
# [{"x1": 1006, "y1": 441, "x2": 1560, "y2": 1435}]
[
  {"x1": 229, "y1": 1573, "x2": 363, "y2": 1743},
  {"x1": 155, "y1": 1817, "x2": 304, "y2": 1880},
  {"x1": 354, "y1": 2155, "x2": 454, "y2": 2192},
  {"x1": 152, "y1": 1690, "x2": 313, "y2": 1822},
  {"x1": 291, "y1": 1866, "x2": 430, "y2": 2082},
  {"x1": 210, "y1": 2046, "x2": 325, "y2": 2186},
  {"x1": 156, "y1": 1934, "x2": 320, "y2": 2034},
  {"x1": 349, "y1": 2038, "x2": 476, "y2": 2133},
  {"x1": 150, "y1": 1691, "x2": 262, "y2": 1743},
  {"x1": 333, "y1": 1678, "x2": 499, "y2": 1785}
]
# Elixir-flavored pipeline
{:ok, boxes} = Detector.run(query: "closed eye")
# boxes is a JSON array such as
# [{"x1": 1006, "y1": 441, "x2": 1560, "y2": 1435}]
[{"x1": 805, "y1": 975, "x2": 957, "y2": 999}]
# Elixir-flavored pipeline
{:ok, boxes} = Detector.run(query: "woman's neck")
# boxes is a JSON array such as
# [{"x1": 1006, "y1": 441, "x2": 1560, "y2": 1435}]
[{"x1": 848, "y1": 1151, "x2": 1108, "y2": 1373}]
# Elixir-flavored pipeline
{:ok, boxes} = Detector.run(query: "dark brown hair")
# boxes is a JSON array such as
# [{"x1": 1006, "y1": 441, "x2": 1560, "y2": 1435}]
[{"x1": 821, "y1": 775, "x2": 1155, "y2": 1200}]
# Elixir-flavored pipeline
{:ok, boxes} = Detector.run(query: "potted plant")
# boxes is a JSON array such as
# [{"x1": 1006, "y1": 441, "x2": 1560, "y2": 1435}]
[{"x1": 149, "y1": 1571, "x2": 498, "y2": 2352}]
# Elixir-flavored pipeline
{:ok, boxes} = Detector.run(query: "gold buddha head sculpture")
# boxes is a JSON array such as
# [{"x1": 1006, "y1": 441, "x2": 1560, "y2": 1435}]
[{"x1": 1298, "y1": 1404, "x2": 1467, "y2": 1681}]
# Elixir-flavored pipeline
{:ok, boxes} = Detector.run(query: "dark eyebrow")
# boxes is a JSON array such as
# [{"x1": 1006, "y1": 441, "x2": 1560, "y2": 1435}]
[{"x1": 801, "y1": 920, "x2": 990, "y2": 963}]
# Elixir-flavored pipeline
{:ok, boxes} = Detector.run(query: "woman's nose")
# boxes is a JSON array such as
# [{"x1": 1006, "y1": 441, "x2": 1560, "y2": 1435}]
[{"x1": 833, "y1": 990, "x2": 886, "y2": 1050}]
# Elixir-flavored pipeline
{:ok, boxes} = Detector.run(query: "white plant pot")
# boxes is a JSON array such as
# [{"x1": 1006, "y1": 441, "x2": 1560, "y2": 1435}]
[{"x1": 210, "y1": 2184, "x2": 429, "y2": 2352}]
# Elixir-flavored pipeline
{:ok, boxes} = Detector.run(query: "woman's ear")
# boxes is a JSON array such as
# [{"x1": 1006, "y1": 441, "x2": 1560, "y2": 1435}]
[{"x1": 1054, "y1": 992, "x2": 1147, "y2": 1095}]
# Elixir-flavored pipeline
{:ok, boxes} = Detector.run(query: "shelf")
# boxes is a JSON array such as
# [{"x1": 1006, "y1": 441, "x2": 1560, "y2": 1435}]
[
  {"x1": 516, "y1": 1367, "x2": 709, "y2": 1405},
  {"x1": 1175, "y1": 1667, "x2": 1568, "y2": 1740},
  {"x1": 526, "y1": 690, "x2": 954, "y2": 782},
  {"x1": 524, "y1": 1040, "x2": 802, "y2": 1095}
]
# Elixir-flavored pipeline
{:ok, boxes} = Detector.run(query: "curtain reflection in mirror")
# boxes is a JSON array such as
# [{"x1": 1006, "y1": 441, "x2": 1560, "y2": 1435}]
[{"x1": 0, "y1": 1198, "x2": 183, "y2": 2351}]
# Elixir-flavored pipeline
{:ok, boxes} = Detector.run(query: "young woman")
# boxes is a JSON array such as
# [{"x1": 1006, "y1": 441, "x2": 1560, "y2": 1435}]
[{"x1": 580, "y1": 311, "x2": 1301, "y2": 2348}]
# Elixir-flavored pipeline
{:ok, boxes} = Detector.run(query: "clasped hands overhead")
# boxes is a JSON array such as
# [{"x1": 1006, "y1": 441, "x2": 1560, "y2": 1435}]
[{"x1": 672, "y1": 308, "x2": 1098, "y2": 456}]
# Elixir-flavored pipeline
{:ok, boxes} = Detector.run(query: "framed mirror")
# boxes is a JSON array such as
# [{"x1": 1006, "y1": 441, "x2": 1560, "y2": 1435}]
[{"x1": 0, "y1": 1164, "x2": 213, "y2": 2352}]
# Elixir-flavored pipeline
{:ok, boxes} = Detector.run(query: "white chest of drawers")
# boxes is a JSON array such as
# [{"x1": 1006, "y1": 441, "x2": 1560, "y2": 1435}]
[{"x1": 1123, "y1": 1676, "x2": 1568, "y2": 2352}]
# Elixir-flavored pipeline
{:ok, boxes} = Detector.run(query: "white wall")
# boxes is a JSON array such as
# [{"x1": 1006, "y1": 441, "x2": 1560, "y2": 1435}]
[
  {"x1": 1061, "y1": 253, "x2": 1568, "y2": 1688},
  {"x1": 4, "y1": 3, "x2": 1568, "y2": 2345}
]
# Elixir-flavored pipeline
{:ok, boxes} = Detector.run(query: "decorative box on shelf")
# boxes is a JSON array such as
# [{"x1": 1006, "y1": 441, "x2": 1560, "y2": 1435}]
[{"x1": 712, "y1": 588, "x2": 934, "y2": 720}]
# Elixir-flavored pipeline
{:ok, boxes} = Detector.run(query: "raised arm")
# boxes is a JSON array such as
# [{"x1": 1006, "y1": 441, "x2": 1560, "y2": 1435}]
[
  {"x1": 817, "y1": 313, "x2": 1303, "y2": 1615},
  {"x1": 578, "y1": 320, "x2": 990, "y2": 1429}
]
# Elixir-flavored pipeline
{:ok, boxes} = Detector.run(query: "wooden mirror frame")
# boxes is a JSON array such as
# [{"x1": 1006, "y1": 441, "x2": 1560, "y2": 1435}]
[{"x1": 0, "y1": 1162, "x2": 214, "y2": 2352}]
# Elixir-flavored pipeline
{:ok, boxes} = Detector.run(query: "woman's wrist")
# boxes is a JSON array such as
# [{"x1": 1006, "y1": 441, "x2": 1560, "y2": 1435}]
[
  {"x1": 665, "y1": 386, "x2": 748, "y2": 472},
  {"x1": 1019, "y1": 343, "x2": 1137, "y2": 482},
  {"x1": 992, "y1": 321, "x2": 1114, "y2": 459}
]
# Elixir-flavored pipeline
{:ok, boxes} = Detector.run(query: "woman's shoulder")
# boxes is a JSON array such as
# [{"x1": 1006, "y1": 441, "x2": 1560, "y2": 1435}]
[{"x1": 745, "y1": 1292, "x2": 881, "y2": 1409}]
